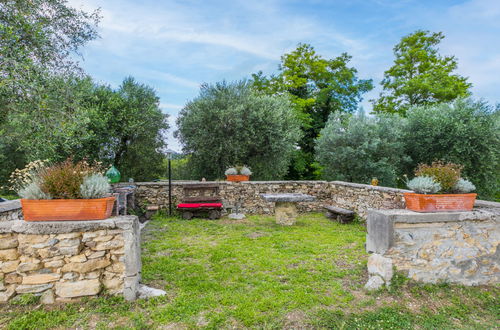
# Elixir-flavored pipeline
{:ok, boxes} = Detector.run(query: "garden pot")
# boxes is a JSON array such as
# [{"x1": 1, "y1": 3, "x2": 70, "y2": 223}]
[
  {"x1": 226, "y1": 175, "x2": 250, "y2": 182},
  {"x1": 403, "y1": 193, "x2": 476, "y2": 212},
  {"x1": 21, "y1": 197, "x2": 115, "y2": 221}
]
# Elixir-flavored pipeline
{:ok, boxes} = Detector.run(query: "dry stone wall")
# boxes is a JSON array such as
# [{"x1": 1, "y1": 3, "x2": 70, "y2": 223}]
[
  {"x1": 0, "y1": 216, "x2": 141, "y2": 303},
  {"x1": 366, "y1": 203, "x2": 500, "y2": 286},
  {"x1": 124, "y1": 180, "x2": 410, "y2": 218},
  {"x1": 0, "y1": 200, "x2": 22, "y2": 222}
]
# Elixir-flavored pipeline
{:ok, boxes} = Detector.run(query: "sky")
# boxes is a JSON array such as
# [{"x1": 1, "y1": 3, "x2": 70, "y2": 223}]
[{"x1": 68, "y1": 0, "x2": 500, "y2": 152}]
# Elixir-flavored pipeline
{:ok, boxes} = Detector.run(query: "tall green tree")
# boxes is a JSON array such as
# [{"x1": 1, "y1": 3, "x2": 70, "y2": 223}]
[
  {"x1": 403, "y1": 99, "x2": 499, "y2": 200},
  {"x1": 372, "y1": 30, "x2": 471, "y2": 115},
  {"x1": 315, "y1": 111, "x2": 408, "y2": 186},
  {"x1": 252, "y1": 44, "x2": 373, "y2": 179},
  {"x1": 176, "y1": 81, "x2": 301, "y2": 180},
  {"x1": 0, "y1": 0, "x2": 100, "y2": 109}
]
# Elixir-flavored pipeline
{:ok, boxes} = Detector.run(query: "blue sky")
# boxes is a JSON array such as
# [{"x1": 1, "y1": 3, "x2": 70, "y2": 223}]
[{"x1": 68, "y1": 0, "x2": 500, "y2": 151}]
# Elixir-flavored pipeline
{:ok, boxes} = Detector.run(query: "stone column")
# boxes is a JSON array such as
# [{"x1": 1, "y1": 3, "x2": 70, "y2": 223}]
[{"x1": 275, "y1": 202, "x2": 298, "y2": 225}]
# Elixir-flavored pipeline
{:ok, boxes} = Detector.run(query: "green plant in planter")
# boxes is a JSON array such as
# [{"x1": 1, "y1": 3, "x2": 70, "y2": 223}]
[
  {"x1": 414, "y1": 161, "x2": 462, "y2": 193},
  {"x1": 224, "y1": 167, "x2": 238, "y2": 175},
  {"x1": 407, "y1": 176, "x2": 441, "y2": 194},
  {"x1": 80, "y1": 174, "x2": 110, "y2": 199},
  {"x1": 408, "y1": 161, "x2": 476, "y2": 194},
  {"x1": 225, "y1": 165, "x2": 252, "y2": 176}
]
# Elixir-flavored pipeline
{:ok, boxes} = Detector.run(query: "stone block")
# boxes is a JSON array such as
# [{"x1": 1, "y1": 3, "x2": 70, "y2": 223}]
[
  {"x1": 61, "y1": 257, "x2": 111, "y2": 273},
  {"x1": 367, "y1": 254, "x2": 393, "y2": 283},
  {"x1": 41, "y1": 288, "x2": 55, "y2": 304},
  {"x1": 0, "y1": 285, "x2": 16, "y2": 302},
  {"x1": 16, "y1": 283, "x2": 53, "y2": 294},
  {"x1": 275, "y1": 202, "x2": 298, "y2": 226},
  {"x1": 55, "y1": 279, "x2": 100, "y2": 298},
  {"x1": 22, "y1": 273, "x2": 61, "y2": 285},
  {"x1": 1, "y1": 260, "x2": 20, "y2": 273},
  {"x1": 0, "y1": 249, "x2": 18, "y2": 261},
  {"x1": 364, "y1": 275, "x2": 384, "y2": 291},
  {"x1": 17, "y1": 261, "x2": 42, "y2": 273},
  {"x1": 0, "y1": 237, "x2": 18, "y2": 249}
]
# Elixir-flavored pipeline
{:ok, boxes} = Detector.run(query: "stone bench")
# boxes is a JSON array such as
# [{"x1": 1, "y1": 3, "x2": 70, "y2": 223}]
[
  {"x1": 260, "y1": 193, "x2": 316, "y2": 225},
  {"x1": 324, "y1": 205, "x2": 355, "y2": 224}
]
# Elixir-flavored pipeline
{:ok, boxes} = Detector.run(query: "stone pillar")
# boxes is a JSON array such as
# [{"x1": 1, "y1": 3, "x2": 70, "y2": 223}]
[{"x1": 275, "y1": 202, "x2": 298, "y2": 226}]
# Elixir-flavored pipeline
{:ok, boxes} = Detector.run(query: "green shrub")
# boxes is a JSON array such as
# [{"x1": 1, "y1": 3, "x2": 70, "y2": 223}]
[
  {"x1": 80, "y1": 174, "x2": 110, "y2": 199},
  {"x1": 176, "y1": 80, "x2": 301, "y2": 180},
  {"x1": 315, "y1": 111, "x2": 408, "y2": 186},
  {"x1": 407, "y1": 176, "x2": 441, "y2": 194},
  {"x1": 415, "y1": 161, "x2": 462, "y2": 193},
  {"x1": 404, "y1": 99, "x2": 499, "y2": 199}
]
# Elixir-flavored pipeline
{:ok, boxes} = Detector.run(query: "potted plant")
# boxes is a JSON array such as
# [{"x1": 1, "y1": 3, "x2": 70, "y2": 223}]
[
  {"x1": 404, "y1": 161, "x2": 476, "y2": 212},
  {"x1": 10, "y1": 159, "x2": 115, "y2": 221},
  {"x1": 225, "y1": 166, "x2": 252, "y2": 182}
]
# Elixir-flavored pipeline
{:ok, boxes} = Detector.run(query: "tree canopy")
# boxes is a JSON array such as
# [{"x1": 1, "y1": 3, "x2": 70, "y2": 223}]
[
  {"x1": 176, "y1": 81, "x2": 301, "y2": 180},
  {"x1": 252, "y1": 43, "x2": 373, "y2": 179},
  {"x1": 372, "y1": 30, "x2": 471, "y2": 115}
]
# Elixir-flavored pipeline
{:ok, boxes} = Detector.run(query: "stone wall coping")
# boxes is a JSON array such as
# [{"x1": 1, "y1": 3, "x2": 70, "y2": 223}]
[
  {"x1": 117, "y1": 180, "x2": 329, "y2": 186},
  {"x1": 368, "y1": 208, "x2": 498, "y2": 224},
  {"x1": 0, "y1": 199, "x2": 21, "y2": 213},
  {"x1": 330, "y1": 181, "x2": 412, "y2": 193},
  {"x1": 260, "y1": 193, "x2": 316, "y2": 202},
  {"x1": 0, "y1": 215, "x2": 137, "y2": 234}
]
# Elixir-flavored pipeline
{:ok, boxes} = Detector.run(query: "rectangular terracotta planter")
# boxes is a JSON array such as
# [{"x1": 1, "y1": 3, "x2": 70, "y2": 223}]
[
  {"x1": 226, "y1": 175, "x2": 250, "y2": 182},
  {"x1": 21, "y1": 197, "x2": 115, "y2": 221},
  {"x1": 404, "y1": 192, "x2": 476, "y2": 212}
]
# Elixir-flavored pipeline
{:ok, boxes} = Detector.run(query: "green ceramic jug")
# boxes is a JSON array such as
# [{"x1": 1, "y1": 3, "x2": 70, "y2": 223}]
[{"x1": 106, "y1": 165, "x2": 121, "y2": 183}]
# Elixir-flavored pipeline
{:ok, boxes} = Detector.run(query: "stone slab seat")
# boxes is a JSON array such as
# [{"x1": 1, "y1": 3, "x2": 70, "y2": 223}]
[
  {"x1": 324, "y1": 205, "x2": 355, "y2": 224},
  {"x1": 260, "y1": 193, "x2": 316, "y2": 226}
]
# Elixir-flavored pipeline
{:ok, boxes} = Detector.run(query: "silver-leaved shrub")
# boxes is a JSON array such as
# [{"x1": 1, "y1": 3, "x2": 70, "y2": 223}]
[
  {"x1": 453, "y1": 178, "x2": 476, "y2": 193},
  {"x1": 80, "y1": 174, "x2": 110, "y2": 199},
  {"x1": 407, "y1": 176, "x2": 441, "y2": 194}
]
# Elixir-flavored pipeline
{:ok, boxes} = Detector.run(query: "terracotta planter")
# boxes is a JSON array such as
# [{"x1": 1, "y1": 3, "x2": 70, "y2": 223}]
[
  {"x1": 226, "y1": 175, "x2": 250, "y2": 182},
  {"x1": 21, "y1": 197, "x2": 115, "y2": 221},
  {"x1": 404, "y1": 193, "x2": 476, "y2": 213}
]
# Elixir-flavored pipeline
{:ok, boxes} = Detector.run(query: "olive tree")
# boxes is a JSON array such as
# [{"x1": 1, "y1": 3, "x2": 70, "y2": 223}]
[
  {"x1": 176, "y1": 81, "x2": 301, "y2": 180},
  {"x1": 315, "y1": 111, "x2": 408, "y2": 186},
  {"x1": 403, "y1": 99, "x2": 499, "y2": 200}
]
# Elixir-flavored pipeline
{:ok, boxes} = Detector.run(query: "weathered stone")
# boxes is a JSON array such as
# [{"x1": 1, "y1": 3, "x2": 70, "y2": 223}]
[
  {"x1": 87, "y1": 251, "x2": 106, "y2": 259},
  {"x1": 15, "y1": 283, "x2": 53, "y2": 294},
  {"x1": 55, "y1": 279, "x2": 101, "y2": 298},
  {"x1": 40, "y1": 289, "x2": 55, "y2": 304},
  {"x1": 33, "y1": 238, "x2": 59, "y2": 249},
  {"x1": 0, "y1": 248, "x2": 18, "y2": 261},
  {"x1": 16, "y1": 261, "x2": 42, "y2": 273},
  {"x1": 0, "y1": 281, "x2": 4, "y2": 291},
  {"x1": 92, "y1": 239, "x2": 124, "y2": 251},
  {"x1": 4, "y1": 273, "x2": 22, "y2": 284},
  {"x1": 367, "y1": 254, "x2": 393, "y2": 283},
  {"x1": 56, "y1": 233, "x2": 81, "y2": 240},
  {"x1": 275, "y1": 202, "x2": 298, "y2": 226},
  {"x1": 85, "y1": 271, "x2": 101, "y2": 279},
  {"x1": 106, "y1": 262, "x2": 125, "y2": 273},
  {"x1": 364, "y1": 275, "x2": 385, "y2": 291},
  {"x1": 68, "y1": 254, "x2": 87, "y2": 263},
  {"x1": 44, "y1": 259, "x2": 65, "y2": 268},
  {"x1": 0, "y1": 285, "x2": 16, "y2": 302},
  {"x1": 93, "y1": 235, "x2": 114, "y2": 242},
  {"x1": 260, "y1": 193, "x2": 316, "y2": 203},
  {"x1": 58, "y1": 246, "x2": 81, "y2": 256},
  {"x1": 137, "y1": 284, "x2": 166, "y2": 299},
  {"x1": 22, "y1": 273, "x2": 60, "y2": 285},
  {"x1": 62, "y1": 272, "x2": 78, "y2": 281},
  {"x1": 1, "y1": 260, "x2": 20, "y2": 273},
  {"x1": 57, "y1": 238, "x2": 80, "y2": 247},
  {"x1": 61, "y1": 258, "x2": 111, "y2": 273},
  {"x1": 82, "y1": 230, "x2": 108, "y2": 242},
  {"x1": 0, "y1": 237, "x2": 18, "y2": 249},
  {"x1": 228, "y1": 213, "x2": 245, "y2": 220},
  {"x1": 103, "y1": 277, "x2": 123, "y2": 290},
  {"x1": 17, "y1": 234, "x2": 50, "y2": 245}
]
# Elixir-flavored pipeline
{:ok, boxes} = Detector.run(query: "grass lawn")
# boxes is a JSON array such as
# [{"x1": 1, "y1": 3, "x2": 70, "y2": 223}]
[{"x1": 0, "y1": 213, "x2": 498, "y2": 329}]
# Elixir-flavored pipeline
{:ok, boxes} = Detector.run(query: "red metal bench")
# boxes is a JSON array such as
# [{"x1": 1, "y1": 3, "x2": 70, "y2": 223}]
[{"x1": 177, "y1": 184, "x2": 223, "y2": 220}]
